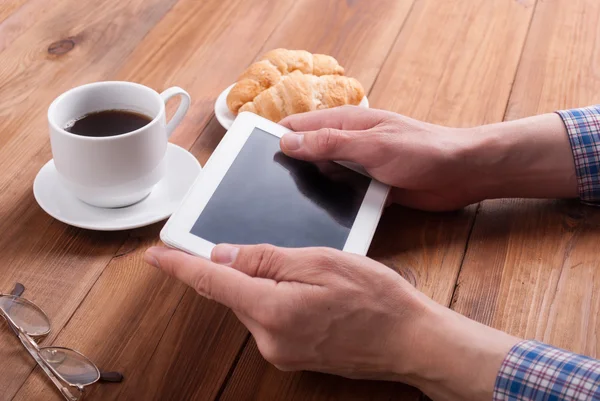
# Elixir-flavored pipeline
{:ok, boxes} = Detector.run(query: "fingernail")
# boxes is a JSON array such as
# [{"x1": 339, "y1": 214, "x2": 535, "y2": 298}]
[
  {"x1": 282, "y1": 133, "x2": 303, "y2": 150},
  {"x1": 212, "y1": 244, "x2": 239, "y2": 265},
  {"x1": 144, "y1": 248, "x2": 160, "y2": 268}
]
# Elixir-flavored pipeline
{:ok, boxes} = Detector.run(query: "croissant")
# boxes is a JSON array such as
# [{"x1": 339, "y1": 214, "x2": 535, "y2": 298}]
[
  {"x1": 227, "y1": 49, "x2": 345, "y2": 114},
  {"x1": 238, "y1": 71, "x2": 364, "y2": 122}
]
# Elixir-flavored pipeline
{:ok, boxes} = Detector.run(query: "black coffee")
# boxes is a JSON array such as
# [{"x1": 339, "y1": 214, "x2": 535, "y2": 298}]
[{"x1": 64, "y1": 109, "x2": 152, "y2": 137}]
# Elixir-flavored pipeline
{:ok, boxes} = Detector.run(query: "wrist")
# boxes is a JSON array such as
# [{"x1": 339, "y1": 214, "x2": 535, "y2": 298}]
[
  {"x1": 461, "y1": 113, "x2": 577, "y2": 201},
  {"x1": 392, "y1": 298, "x2": 520, "y2": 401}
]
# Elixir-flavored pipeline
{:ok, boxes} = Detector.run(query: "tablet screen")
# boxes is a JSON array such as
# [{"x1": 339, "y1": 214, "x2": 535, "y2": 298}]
[{"x1": 190, "y1": 128, "x2": 371, "y2": 249}]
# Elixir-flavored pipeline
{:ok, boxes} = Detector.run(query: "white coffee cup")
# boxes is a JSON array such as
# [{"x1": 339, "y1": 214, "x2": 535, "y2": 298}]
[{"x1": 48, "y1": 81, "x2": 190, "y2": 208}]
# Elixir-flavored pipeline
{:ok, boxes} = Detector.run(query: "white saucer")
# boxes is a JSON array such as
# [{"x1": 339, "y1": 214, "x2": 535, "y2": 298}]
[
  {"x1": 33, "y1": 143, "x2": 201, "y2": 231},
  {"x1": 215, "y1": 83, "x2": 370, "y2": 130}
]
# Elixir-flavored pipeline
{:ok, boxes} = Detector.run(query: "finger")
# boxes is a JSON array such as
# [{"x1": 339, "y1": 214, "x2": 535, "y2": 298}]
[
  {"x1": 280, "y1": 127, "x2": 370, "y2": 163},
  {"x1": 211, "y1": 243, "x2": 289, "y2": 280},
  {"x1": 279, "y1": 106, "x2": 390, "y2": 132},
  {"x1": 145, "y1": 247, "x2": 273, "y2": 313},
  {"x1": 211, "y1": 243, "x2": 348, "y2": 285}
]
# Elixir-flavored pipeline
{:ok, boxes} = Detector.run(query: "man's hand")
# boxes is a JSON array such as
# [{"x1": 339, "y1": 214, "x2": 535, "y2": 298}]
[
  {"x1": 145, "y1": 245, "x2": 519, "y2": 401},
  {"x1": 279, "y1": 106, "x2": 578, "y2": 211},
  {"x1": 146, "y1": 244, "x2": 426, "y2": 379}
]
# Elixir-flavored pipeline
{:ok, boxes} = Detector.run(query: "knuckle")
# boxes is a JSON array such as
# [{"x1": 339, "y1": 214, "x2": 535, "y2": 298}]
[
  {"x1": 314, "y1": 128, "x2": 342, "y2": 154},
  {"x1": 249, "y1": 244, "x2": 281, "y2": 277},
  {"x1": 258, "y1": 340, "x2": 287, "y2": 367},
  {"x1": 191, "y1": 271, "x2": 213, "y2": 299},
  {"x1": 309, "y1": 248, "x2": 341, "y2": 269},
  {"x1": 373, "y1": 130, "x2": 394, "y2": 149},
  {"x1": 256, "y1": 303, "x2": 283, "y2": 331},
  {"x1": 306, "y1": 248, "x2": 357, "y2": 281},
  {"x1": 158, "y1": 257, "x2": 176, "y2": 276}
]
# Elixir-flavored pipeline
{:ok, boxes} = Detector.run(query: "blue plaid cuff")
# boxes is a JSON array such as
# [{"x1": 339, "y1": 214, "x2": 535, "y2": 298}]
[
  {"x1": 494, "y1": 340, "x2": 600, "y2": 401},
  {"x1": 557, "y1": 105, "x2": 600, "y2": 203}
]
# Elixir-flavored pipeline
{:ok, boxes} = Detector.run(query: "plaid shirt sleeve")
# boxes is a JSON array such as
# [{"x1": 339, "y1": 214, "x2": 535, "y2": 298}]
[
  {"x1": 494, "y1": 340, "x2": 600, "y2": 400},
  {"x1": 556, "y1": 105, "x2": 600, "y2": 203}
]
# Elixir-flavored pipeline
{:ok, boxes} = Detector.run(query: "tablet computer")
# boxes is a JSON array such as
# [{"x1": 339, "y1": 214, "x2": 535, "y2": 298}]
[{"x1": 160, "y1": 112, "x2": 389, "y2": 258}]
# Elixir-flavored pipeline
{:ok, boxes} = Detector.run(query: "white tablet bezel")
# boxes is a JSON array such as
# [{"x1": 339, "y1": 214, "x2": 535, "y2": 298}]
[{"x1": 160, "y1": 112, "x2": 390, "y2": 259}]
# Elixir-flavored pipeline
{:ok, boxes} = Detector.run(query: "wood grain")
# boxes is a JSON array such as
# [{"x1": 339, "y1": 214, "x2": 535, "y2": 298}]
[
  {"x1": 452, "y1": 200, "x2": 600, "y2": 357},
  {"x1": 505, "y1": 0, "x2": 600, "y2": 118},
  {"x1": 219, "y1": 1, "x2": 537, "y2": 400},
  {"x1": 112, "y1": 0, "x2": 297, "y2": 149},
  {"x1": 360, "y1": 0, "x2": 537, "y2": 303},
  {"x1": 0, "y1": 0, "x2": 182, "y2": 299},
  {"x1": 370, "y1": 0, "x2": 536, "y2": 126},
  {"x1": 9, "y1": 0, "x2": 296, "y2": 398},
  {"x1": 221, "y1": 337, "x2": 422, "y2": 401},
  {"x1": 0, "y1": 0, "x2": 29, "y2": 23},
  {"x1": 452, "y1": 0, "x2": 600, "y2": 357},
  {"x1": 255, "y1": 0, "x2": 414, "y2": 92},
  {"x1": 0, "y1": 0, "x2": 181, "y2": 397},
  {"x1": 0, "y1": 0, "x2": 53, "y2": 53},
  {"x1": 2, "y1": 0, "x2": 598, "y2": 400},
  {"x1": 120, "y1": 1, "x2": 421, "y2": 400}
]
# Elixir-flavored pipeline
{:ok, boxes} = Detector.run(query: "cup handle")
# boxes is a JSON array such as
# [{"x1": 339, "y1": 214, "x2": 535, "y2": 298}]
[{"x1": 160, "y1": 87, "x2": 191, "y2": 138}]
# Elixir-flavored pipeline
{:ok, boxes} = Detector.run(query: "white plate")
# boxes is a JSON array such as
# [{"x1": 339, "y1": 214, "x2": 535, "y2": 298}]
[
  {"x1": 214, "y1": 83, "x2": 370, "y2": 130},
  {"x1": 33, "y1": 143, "x2": 201, "y2": 231}
]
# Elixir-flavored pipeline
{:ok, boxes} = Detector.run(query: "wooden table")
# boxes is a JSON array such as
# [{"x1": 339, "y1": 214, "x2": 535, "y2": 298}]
[{"x1": 1, "y1": 0, "x2": 599, "y2": 399}]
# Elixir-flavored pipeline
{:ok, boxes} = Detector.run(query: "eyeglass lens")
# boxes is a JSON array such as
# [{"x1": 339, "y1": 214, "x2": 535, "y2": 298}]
[
  {"x1": 40, "y1": 347, "x2": 100, "y2": 386},
  {"x1": 0, "y1": 295, "x2": 50, "y2": 336},
  {"x1": 1, "y1": 289, "x2": 123, "y2": 388}
]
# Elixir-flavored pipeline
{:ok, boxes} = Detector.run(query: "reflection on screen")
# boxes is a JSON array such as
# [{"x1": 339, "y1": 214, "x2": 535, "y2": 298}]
[{"x1": 190, "y1": 128, "x2": 371, "y2": 249}]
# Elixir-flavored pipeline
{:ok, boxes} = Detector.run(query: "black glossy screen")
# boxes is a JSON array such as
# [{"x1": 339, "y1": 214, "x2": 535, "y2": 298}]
[{"x1": 190, "y1": 128, "x2": 370, "y2": 249}]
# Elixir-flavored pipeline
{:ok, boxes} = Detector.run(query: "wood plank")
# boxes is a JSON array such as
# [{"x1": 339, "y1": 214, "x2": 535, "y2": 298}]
[
  {"x1": 505, "y1": 0, "x2": 600, "y2": 118},
  {"x1": 452, "y1": 199, "x2": 600, "y2": 356},
  {"x1": 9, "y1": 224, "x2": 186, "y2": 401},
  {"x1": 0, "y1": 0, "x2": 182, "y2": 398},
  {"x1": 255, "y1": 0, "x2": 414, "y2": 91},
  {"x1": 0, "y1": 0, "x2": 51, "y2": 53},
  {"x1": 221, "y1": 337, "x2": 422, "y2": 401},
  {"x1": 0, "y1": 0, "x2": 181, "y2": 282},
  {"x1": 9, "y1": 0, "x2": 297, "y2": 398},
  {"x1": 112, "y1": 0, "x2": 297, "y2": 149},
  {"x1": 369, "y1": 0, "x2": 536, "y2": 126},
  {"x1": 452, "y1": 0, "x2": 600, "y2": 357},
  {"x1": 0, "y1": 0, "x2": 29, "y2": 23},
  {"x1": 97, "y1": 1, "x2": 420, "y2": 399},
  {"x1": 10, "y1": 223, "x2": 246, "y2": 401},
  {"x1": 0, "y1": 224, "x2": 127, "y2": 399},
  {"x1": 219, "y1": 0, "x2": 537, "y2": 400},
  {"x1": 96, "y1": 120, "x2": 245, "y2": 401}
]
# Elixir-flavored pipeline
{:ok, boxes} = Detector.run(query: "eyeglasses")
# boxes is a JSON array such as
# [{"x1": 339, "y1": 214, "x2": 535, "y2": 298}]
[{"x1": 0, "y1": 283, "x2": 123, "y2": 401}]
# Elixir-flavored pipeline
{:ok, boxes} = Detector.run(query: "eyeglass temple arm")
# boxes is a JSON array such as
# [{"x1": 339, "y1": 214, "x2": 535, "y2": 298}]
[
  {"x1": 100, "y1": 371, "x2": 123, "y2": 382},
  {"x1": 10, "y1": 283, "x2": 25, "y2": 297},
  {"x1": 5, "y1": 283, "x2": 25, "y2": 338}
]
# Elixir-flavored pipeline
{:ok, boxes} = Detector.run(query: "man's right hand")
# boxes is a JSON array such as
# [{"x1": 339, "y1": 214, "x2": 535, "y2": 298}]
[
  {"x1": 279, "y1": 106, "x2": 578, "y2": 211},
  {"x1": 146, "y1": 243, "x2": 520, "y2": 401}
]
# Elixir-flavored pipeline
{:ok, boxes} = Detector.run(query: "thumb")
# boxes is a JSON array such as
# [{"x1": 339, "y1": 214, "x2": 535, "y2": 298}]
[
  {"x1": 211, "y1": 243, "x2": 290, "y2": 281},
  {"x1": 211, "y1": 243, "x2": 348, "y2": 285},
  {"x1": 280, "y1": 128, "x2": 365, "y2": 163},
  {"x1": 145, "y1": 247, "x2": 272, "y2": 313}
]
